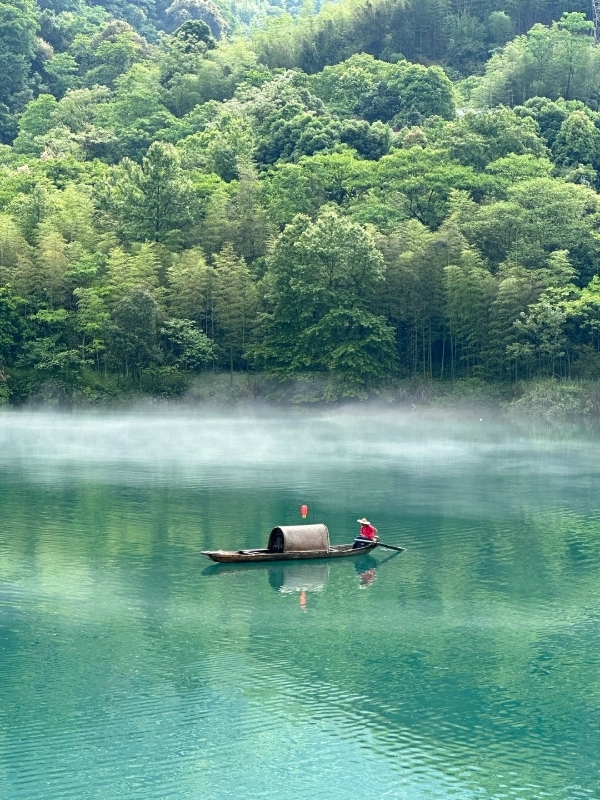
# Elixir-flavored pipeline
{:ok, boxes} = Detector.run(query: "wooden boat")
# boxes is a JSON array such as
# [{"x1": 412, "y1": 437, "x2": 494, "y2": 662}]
[
  {"x1": 202, "y1": 542, "x2": 378, "y2": 563},
  {"x1": 201, "y1": 523, "x2": 379, "y2": 563}
]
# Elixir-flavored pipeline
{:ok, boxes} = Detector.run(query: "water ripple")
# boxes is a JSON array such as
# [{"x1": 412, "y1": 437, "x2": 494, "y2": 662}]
[{"x1": 1, "y1": 413, "x2": 600, "y2": 799}]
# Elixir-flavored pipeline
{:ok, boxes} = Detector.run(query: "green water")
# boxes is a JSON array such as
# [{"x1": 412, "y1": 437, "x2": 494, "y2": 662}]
[{"x1": 0, "y1": 410, "x2": 599, "y2": 799}]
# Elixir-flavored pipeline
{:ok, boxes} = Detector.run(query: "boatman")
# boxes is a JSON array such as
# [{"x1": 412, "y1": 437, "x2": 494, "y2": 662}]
[{"x1": 354, "y1": 518, "x2": 378, "y2": 549}]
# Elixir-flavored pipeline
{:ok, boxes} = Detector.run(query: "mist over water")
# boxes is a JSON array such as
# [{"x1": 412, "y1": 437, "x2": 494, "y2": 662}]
[{"x1": 0, "y1": 409, "x2": 599, "y2": 799}]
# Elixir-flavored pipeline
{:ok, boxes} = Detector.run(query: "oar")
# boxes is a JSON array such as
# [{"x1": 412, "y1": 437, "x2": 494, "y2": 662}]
[
  {"x1": 374, "y1": 541, "x2": 405, "y2": 553},
  {"x1": 355, "y1": 536, "x2": 405, "y2": 553},
  {"x1": 375, "y1": 549, "x2": 403, "y2": 566}
]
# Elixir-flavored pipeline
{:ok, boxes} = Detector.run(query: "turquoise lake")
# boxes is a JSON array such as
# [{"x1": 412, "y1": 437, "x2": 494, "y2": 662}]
[{"x1": 0, "y1": 409, "x2": 599, "y2": 799}]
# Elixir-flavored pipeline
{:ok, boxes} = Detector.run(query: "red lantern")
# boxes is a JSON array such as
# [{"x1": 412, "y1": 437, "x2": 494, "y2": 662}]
[{"x1": 300, "y1": 504, "x2": 308, "y2": 519}]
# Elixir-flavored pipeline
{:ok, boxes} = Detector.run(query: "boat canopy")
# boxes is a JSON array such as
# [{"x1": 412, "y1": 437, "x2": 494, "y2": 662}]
[{"x1": 267, "y1": 524, "x2": 330, "y2": 553}]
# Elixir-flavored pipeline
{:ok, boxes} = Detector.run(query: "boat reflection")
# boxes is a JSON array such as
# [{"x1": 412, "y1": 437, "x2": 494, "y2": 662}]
[
  {"x1": 268, "y1": 563, "x2": 329, "y2": 610},
  {"x1": 268, "y1": 562, "x2": 329, "y2": 593},
  {"x1": 202, "y1": 550, "x2": 401, "y2": 601},
  {"x1": 202, "y1": 560, "x2": 330, "y2": 610}
]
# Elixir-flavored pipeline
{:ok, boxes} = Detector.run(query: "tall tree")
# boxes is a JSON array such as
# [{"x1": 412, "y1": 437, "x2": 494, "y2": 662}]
[
  {"x1": 0, "y1": 0, "x2": 38, "y2": 140},
  {"x1": 552, "y1": 111, "x2": 600, "y2": 169},
  {"x1": 105, "y1": 288, "x2": 161, "y2": 385},
  {"x1": 103, "y1": 142, "x2": 196, "y2": 246},
  {"x1": 252, "y1": 210, "x2": 394, "y2": 389},
  {"x1": 212, "y1": 243, "x2": 257, "y2": 374},
  {"x1": 166, "y1": 247, "x2": 213, "y2": 330},
  {"x1": 445, "y1": 250, "x2": 497, "y2": 378}
]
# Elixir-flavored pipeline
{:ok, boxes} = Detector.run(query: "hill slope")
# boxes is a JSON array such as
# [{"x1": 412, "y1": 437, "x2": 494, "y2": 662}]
[{"x1": 1, "y1": 1, "x2": 600, "y2": 407}]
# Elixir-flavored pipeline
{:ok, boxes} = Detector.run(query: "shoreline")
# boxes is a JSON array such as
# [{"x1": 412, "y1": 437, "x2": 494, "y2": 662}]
[{"x1": 3, "y1": 372, "x2": 600, "y2": 424}]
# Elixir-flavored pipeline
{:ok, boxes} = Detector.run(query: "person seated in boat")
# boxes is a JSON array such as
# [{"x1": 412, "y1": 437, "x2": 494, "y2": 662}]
[{"x1": 354, "y1": 518, "x2": 378, "y2": 549}]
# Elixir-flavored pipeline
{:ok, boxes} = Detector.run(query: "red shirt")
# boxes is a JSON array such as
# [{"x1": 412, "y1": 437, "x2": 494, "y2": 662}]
[{"x1": 360, "y1": 524, "x2": 377, "y2": 540}]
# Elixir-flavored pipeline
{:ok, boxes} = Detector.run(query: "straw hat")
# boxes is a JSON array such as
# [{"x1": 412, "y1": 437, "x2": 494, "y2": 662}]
[{"x1": 357, "y1": 518, "x2": 370, "y2": 525}]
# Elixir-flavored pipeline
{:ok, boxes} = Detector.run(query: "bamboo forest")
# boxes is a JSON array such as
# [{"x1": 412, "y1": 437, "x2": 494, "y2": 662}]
[{"x1": 2, "y1": 0, "x2": 600, "y2": 408}]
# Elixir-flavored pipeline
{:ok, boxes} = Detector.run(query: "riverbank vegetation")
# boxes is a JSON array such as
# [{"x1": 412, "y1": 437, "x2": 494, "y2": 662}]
[{"x1": 2, "y1": 0, "x2": 600, "y2": 411}]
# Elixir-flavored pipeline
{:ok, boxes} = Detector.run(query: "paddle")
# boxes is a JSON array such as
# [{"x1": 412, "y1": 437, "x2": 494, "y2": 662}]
[
  {"x1": 375, "y1": 541, "x2": 405, "y2": 553},
  {"x1": 355, "y1": 536, "x2": 405, "y2": 553},
  {"x1": 375, "y1": 549, "x2": 403, "y2": 566}
]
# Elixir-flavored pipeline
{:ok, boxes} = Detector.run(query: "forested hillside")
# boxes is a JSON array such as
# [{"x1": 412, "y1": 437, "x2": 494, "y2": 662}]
[{"x1": 2, "y1": 0, "x2": 600, "y2": 405}]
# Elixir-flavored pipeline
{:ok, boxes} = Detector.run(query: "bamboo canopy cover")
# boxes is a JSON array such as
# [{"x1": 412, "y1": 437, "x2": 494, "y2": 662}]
[{"x1": 267, "y1": 524, "x2": 330, "y2": 553}]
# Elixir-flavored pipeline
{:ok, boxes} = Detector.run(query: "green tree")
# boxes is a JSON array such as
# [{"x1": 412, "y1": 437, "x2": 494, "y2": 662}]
[
  {"x1": 264, "y1": 149, "x2": 373, "y2": 227},
  {"x1": 303, "y1": 306, "x2": 395, "y2": 396},
  {"x1": 35, "y1": 224, "x2": 69, "y2": 308},
  {"x1": 514, "y1": 285, "x2": 574, "y2": 377},
  {"x1": 445, "y1": 250, "x2": 497, "y2": 378},
  {"x1": 339, "y1": 119, "x2": 391, "y2": 160},
  {"x1": 377, "y1": 148, "x2": 481, "y2": 229},
  {"x1": 83, "y1": 21, "x2": 148, "y2": 89},
  {"x1": 0, "y1": 285, "x2": 24, "y2": 368},
  {"x1": 565, "y1": 275, "x2": 600, "y2": 351},
  {"x1": 173, "y1": 20, "x2": 216, "y2": 51},
  {"x1": 166, "y1": 247, "x2": 212, "y2": 329},
  {"x1": 485, "y1": 153, "x2": 553, "y2": 191},
  {"x1": 355, "y1": 64, "x2": 455, "y2": 125},
  {"x1": 475, "y1": 14, "x2": 599, "y2": 107},
  {"x1": 226, "y1": 162, "x2": 272, "y2": 262},
  {"x1": 212, "y1": 243, "x2": 257, "y2": 374},
  {"x1": 13, "y1": 95, "x2": 59, "y2": 154},
  {"x1": 379, "y1": 217, "x2": 464, "y2": 378},
  {"x1": 99, "y1": 64, "x2": 177, "y2": 161},
  {"x1": 309, "y1": 55, "x2": 382, "y2": 116},
  {"x1": 161, "y1": 318, "x2": 214, "y2": 371},
  {"x1": 74, "y1": 287, "x2": 108, "y2": 369},
  {"x1": 105, "y1": 288, "x2": 161, "y2": 385},
  {"x1": 515, "y1": 97, "x2": 569, "y2": 147},
  {"x1": 105, "y1": 243, "x2": 160, "y2": 302},
  {"x1": 487, "y1": 11, "x2": 512, "y2": 46},
  {"x1": 177, "y1": 110, "x2": 255, "y2": 179},
  {"x1": 0, "y1": 212, "x2": 33, "y2": 286},
  {"x1": 17, "y1": 307, "x2": 83, "y2": 398},
  {"x1": 45, "y1": 53, "x2": 79, "y2": 98},
  {"x1": 552, "y1": 111, "x2": 600, "y2": 169},
  {"x1": 103, "y1": 142, "x2": 195, "y2": 246},
  {"x1": 252, "y1": 210, "x2": 394, "y2": 388},
  {"x1": 433, "y1": 108, "x2": 547, "y2": 171},
  {"x1": 394, "y1": 65, "x2": 455, "y2": 124},
  {"x1": 0, "y1": 0, "x2": 38, "y2": 128},
  {"x1": 463, "y1": 178, "x2": 600, "y2": 280}
]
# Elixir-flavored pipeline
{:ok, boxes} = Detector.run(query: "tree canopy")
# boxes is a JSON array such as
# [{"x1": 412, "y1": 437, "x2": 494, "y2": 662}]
[{"x1": 2, "y1": 0, "x2": 600, "y2": 403}]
